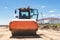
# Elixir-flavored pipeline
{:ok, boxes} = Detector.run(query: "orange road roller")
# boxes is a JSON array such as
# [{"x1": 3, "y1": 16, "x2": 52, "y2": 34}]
[{"x1": 9, "y1": 7, "x2": 39, "y2": 36}]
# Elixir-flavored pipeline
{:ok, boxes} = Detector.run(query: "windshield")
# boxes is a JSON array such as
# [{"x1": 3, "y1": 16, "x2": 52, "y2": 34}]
[
  {"x1": 19, "y1": 9, "x2": 38, "y2": 20},
  {"x1": 19, "y1": 11, "x2": 29, "y2": 19},
  {"x1": 21, "y1": 12, "x2": 28, "y2": 17},
  {"x1": 30, "y1": 9, "x2": 38, "y2": 19}
]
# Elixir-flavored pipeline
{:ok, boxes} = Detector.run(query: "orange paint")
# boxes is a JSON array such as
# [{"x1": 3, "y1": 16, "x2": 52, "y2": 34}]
[{"x1": 9, "y1": 21, "x2": 38, "y2": 31}]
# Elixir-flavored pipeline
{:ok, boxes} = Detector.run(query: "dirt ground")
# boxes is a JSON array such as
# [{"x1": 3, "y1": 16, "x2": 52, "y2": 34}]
[{"x1": 0, "y1": 26, "x2": 60, "y2": 40}]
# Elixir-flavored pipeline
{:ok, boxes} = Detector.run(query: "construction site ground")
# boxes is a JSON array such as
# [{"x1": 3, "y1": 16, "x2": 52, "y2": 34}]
[{"x1": 0, "y1": 26, "x2": 60, "y2": 40}]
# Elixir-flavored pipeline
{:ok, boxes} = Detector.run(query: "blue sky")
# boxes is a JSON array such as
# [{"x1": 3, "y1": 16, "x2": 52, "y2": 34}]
[{"x1": 0, "y1": 0, "x2": 60, "y2": 25}]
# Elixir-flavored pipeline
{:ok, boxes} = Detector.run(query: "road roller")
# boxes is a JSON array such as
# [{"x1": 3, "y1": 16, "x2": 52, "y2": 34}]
[{"x1": 9, "y1": 7, "x2": 39, "y2": 36}]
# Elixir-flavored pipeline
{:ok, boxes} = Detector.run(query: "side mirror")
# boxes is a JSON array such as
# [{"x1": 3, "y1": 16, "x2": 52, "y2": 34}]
[
  {"x1": 15, "y1": 10, "x2": 17, "y2": 14},
  {"x1": 15, "y1": 16, "x2": 19, "y2": 18}
]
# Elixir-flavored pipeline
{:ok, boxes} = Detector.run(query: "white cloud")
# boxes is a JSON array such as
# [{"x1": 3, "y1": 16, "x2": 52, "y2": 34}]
[
  {"x1": 41, "y1": 5, "x2": 46, "y2": 9},
  {"x1": 43, "y1": 14, "x2": 46, "y2": 17},
  {"x1": 49, "y1": 14, "x2": 60, "y2": 17},
  {"x1": 50, "y1": 14, "x2": 55, "y2": 17},
  {"x1": 48, "y1": 10, "x2": 54, "y2": 13},
  {"x1": 4, "y1": 6, "x2": 8, "y2": 9},
  {"x1": 48, "y1": 9, "x2": 57, "y2": 13},
  {"x1": 57, "y1": 14, "x2": 60, "y2": 17}
]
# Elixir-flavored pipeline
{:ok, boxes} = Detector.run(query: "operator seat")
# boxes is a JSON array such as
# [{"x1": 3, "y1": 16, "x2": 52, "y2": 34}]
[{"x1": 22, "y1": 14, "x2": 28, "y2": 19}]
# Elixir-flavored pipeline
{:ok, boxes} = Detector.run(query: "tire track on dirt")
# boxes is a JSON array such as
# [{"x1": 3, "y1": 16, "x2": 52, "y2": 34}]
[{"x1": 38, "y1": 30, "x2": 60, "y2": 40}]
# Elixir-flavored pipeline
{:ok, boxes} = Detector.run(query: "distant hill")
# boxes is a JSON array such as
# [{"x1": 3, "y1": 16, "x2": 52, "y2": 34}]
[{"x1": 0, "y1": 25, "x2": 8, "y2": 27}]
